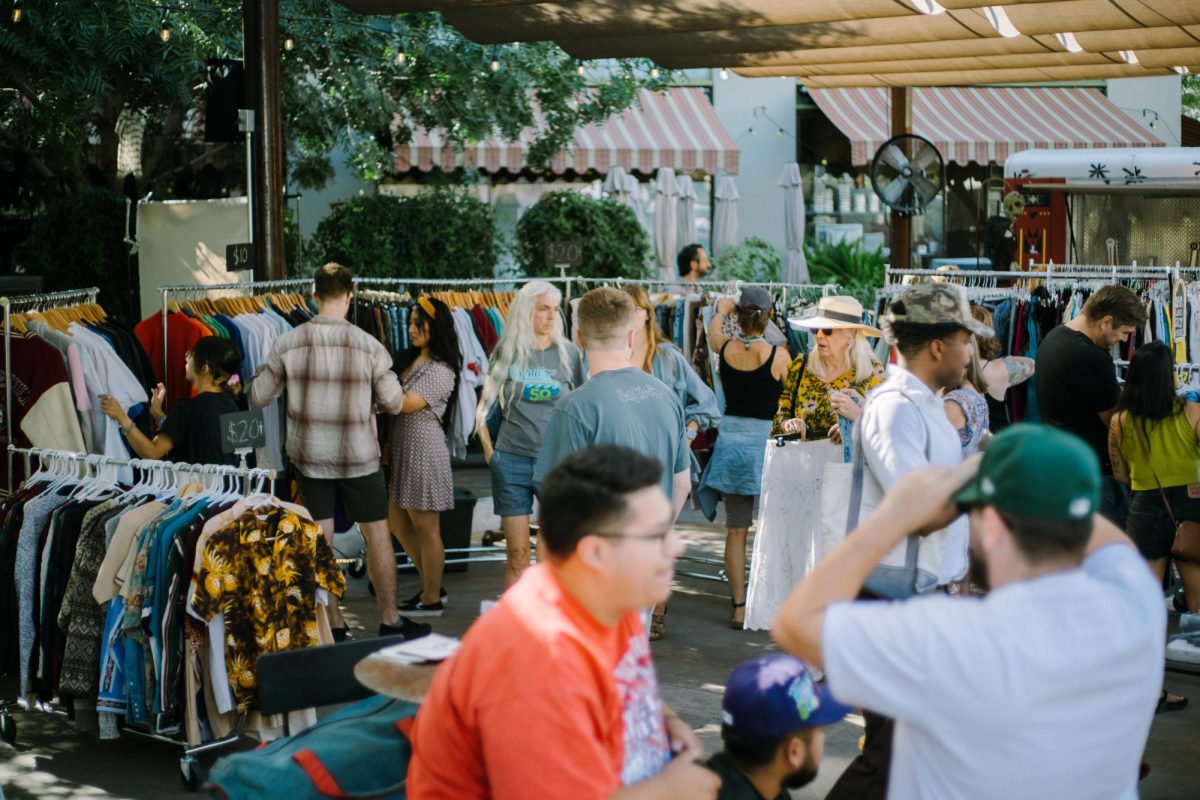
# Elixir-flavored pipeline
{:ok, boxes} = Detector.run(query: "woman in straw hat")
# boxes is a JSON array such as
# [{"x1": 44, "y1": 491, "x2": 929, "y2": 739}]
[{"x1": 741, "y1": 297, "x2": 886, "y2": 633}]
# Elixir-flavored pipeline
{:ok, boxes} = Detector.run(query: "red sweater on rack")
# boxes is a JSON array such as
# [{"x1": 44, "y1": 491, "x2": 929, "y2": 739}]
[{"x1": 134, "y1": 310, "x2": 210, "y2": 412}]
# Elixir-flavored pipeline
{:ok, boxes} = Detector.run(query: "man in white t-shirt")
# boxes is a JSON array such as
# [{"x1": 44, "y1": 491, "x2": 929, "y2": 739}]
[{"x1": 773, "y1": 424, "x2": 1164, "y2": 800}]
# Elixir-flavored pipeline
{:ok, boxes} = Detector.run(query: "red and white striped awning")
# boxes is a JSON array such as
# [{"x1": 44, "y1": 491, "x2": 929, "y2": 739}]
[
  {"x1": 809, "y1": 86, "x2": 1161, "y2": 167},
  {"x1": 395, "y1": 88, "x2": 738, "y2": 176}
]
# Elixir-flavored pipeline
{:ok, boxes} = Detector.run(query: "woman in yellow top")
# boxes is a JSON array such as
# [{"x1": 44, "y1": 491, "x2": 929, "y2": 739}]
[{"x1": 773, "y1": 296, "x2": 885, "y2": 455}]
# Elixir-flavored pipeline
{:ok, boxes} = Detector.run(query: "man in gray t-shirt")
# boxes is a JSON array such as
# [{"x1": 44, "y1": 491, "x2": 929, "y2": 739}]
[
  {"x1": 496, "y1": 342, "x2": 586, "y2": 458},
  {"x1": 534, "y1": 289, "x2": 690, "y2": 512}
]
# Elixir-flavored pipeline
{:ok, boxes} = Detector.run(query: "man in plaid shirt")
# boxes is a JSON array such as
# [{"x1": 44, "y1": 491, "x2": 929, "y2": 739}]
[{"x1": 250, "y1": 263, "x2": 427, "y2": 640}]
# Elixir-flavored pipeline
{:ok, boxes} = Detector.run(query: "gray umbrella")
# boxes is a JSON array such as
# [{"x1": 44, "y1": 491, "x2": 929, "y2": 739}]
[
  {"x1": 654, "y1": 167, "x2": 679, "y2": 282},
  {"x1": 604, "y1": 165, "x2": 646, "y2": 230},
  {"x1": 712, "y1": 175, "x2": 740, "y2": 257},
  {"x1": 779, "y1": 162, "x2": 810, "y2": 283},
  {"x1": 676, "y1": 174, "x2": 697, "y2": 251}
]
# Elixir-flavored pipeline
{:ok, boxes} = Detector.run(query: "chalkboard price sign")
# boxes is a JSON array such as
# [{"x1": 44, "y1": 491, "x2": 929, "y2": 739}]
[
  {"x1": 220, "y1": 410, "x2": 266, "y2": 454},
  {"x1": 226, "y1": 242, "x2": 256, "y2": 271},
  {"x1": 544, "y1": 240, "x2": 583, "y2": 271}
]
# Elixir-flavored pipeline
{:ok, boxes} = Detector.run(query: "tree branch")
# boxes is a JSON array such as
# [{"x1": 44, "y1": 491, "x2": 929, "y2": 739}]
[{"x1": 0, "y1": 127, "x2": 57, "y2": 182}]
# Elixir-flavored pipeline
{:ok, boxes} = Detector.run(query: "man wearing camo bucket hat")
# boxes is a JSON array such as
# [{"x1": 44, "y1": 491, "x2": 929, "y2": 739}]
[{"x1": 821, "y1": 281, "x2": 993, "y2": 800}]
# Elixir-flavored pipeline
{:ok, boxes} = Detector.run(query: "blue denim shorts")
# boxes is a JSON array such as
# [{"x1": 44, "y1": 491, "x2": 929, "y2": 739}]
[{"x1": 490, "y1": 450, "x2": 538, "y2": 517}]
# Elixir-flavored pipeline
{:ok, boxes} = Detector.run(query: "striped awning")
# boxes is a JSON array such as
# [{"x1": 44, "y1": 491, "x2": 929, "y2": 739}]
[
  {"x1": 810, "y1": 86, "x2": 1162, "y2": 166},
  {"x1": 395, "y1": 88, "x2": 738, "y2": 176}
]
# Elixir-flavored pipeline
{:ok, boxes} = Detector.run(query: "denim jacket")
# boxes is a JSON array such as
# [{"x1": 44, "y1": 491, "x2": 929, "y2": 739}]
[{"x1": 652, "y1": 343, "x2": 721, "y2": 431}]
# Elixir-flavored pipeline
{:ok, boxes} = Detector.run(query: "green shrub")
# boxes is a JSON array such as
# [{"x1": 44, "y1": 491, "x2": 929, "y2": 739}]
[
  {"x1": 516, "y1": 191, "x2": 650, "y2": 279},
  {"x1": 709, "y1": 236, "x2": 783, "y2": 283},
  {"x1": 25, "y1": 188, "x2": 138, "y2": 322},
  {"x1": 804, "y1": 239, "x2": 885, "y2": 307},
  {"x1": 308, "y1": 189, "x2": 499, "y2": 279}
]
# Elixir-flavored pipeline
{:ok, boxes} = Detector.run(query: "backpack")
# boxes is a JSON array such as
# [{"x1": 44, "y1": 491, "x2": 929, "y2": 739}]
[{"x1": 205, "y1": 694, "x2": 418, "y2": 799}]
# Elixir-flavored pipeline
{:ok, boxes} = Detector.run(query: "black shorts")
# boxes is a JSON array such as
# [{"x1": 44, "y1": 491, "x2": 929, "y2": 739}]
[
  {"x1": 1126, "y1": 486, "x2": 1200, "y2": 561},
  {"x1": 295, "y1": 469, "x2": 388, "y2": 524}
]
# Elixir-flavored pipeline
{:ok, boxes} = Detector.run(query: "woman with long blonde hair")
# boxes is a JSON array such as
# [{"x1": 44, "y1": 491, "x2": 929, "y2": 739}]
[{"x1": 476, "y1": 281, "x2": 585, "y2": 586}]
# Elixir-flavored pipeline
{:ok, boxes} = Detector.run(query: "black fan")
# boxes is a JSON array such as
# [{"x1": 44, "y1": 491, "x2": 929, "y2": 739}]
[{"x1": 869, "y1": 134, "x2": 945, "y2": 215}]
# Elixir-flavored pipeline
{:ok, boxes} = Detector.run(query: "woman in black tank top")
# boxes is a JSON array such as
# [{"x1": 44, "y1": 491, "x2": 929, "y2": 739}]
[{"x1": 698, "y1": 286, "x2": 788, "y2": 629}]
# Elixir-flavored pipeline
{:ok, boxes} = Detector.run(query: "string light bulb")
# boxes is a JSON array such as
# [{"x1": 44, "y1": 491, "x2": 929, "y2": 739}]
[
  {"x1": 159, "y1": 15, "x2": 171, "y2": 43},
  {"x1": 396, "y1": 49, "x2": 406, "y2": 65},
  {"x1": 11, "y1": 1, "x2": 21, "y2": 23},
  {"x1": 719, "y1": 67, "x2": 729, "y2": 80},
  {"x1": 577, "y1": 61, "x2": 586, "y2": 76},
  {"x1": 650, "y1": 66, "x2": 659, "y2": 78},
  {"x1": 490, "y1": 57, "x2": 500, "y2": 72},
  {"x1": 283, "y1": 34, "x2": 295, "y2": 51}
]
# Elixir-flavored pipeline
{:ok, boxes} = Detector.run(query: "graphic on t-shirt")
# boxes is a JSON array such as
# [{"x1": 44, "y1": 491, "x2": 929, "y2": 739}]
[
  {"x1": 509, "y1": 365, "x2": 562, "y2": 403},
  {"x1": 614, "y1": 633, "x2": 671, "y2": 785},
  {"x1": 616, "y1": 384, "x2": 662, "y2": 404}
]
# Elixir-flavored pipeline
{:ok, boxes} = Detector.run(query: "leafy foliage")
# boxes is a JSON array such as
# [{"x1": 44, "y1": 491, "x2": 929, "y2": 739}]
[
  {"x1": 709, "y1": 236, "x2": 782, "y2": 283},
  {"x1": 308, "y1": 189, "x2": 499, "y2": 279},
  {"x1": 804, "y1": 239, "x2": 885, "y2": 307},
  {"x1": 1184, "y1": 74, "x2": 1200, "y2": 122},
  {"x1": 516, "y1": 191, "x2": 650, "y2": 279}
]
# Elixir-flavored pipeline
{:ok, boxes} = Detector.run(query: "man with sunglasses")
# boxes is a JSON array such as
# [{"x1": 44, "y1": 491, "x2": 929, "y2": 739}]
[
  {"x1": 407, "y1": 445, "x2": 720, "y2": 799},
  {"x1": 773, "y1": 425, "x2": 1162, "y2": 799}
]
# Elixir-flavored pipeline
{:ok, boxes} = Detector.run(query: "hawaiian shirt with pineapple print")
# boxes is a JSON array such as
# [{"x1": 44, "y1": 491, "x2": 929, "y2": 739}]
[{"x1": 191, "y1": 506, "x2": 345, "y2": 713}]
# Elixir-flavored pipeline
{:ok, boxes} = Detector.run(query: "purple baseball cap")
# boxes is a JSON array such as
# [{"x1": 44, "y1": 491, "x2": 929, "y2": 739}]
[{"x1": 722, "y1": 655, "x2": 852, "y2": 738}]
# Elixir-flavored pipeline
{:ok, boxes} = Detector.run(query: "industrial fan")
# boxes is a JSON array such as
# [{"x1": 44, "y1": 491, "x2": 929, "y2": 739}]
[{"x1": 869, "y1": 134, "x2": 945, "y2": 215}]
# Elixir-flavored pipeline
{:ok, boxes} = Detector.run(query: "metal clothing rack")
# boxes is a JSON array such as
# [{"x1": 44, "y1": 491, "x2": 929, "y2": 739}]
[
  {"x1": 569, "y1": 276, "x2": 840, "y2": 307},
  {"x1": 1, "y1": 287, "x2": 102, "y2": 494},
  {"x1": 0, "y1": 445, "x2": 278, "y2": 790}
]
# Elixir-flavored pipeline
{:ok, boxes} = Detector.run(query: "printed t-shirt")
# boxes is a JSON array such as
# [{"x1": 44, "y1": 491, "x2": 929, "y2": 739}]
[
  {"x1": 533, "y1": 368, "x2": 688, "y2": 501},
  {"x1": 1035, "y1": 326, "x2": 1120, "y2": 474},
  {"x1": 407, "y1": 563, "x2": 672, "y2": 799},
  {"x1": 156, "y1": 391, "x2": 240, "y2": 466},
  {"x1": 822, "y1": 544, "x2": 1163, "y2": 800},
  {"x1": 495, "y1": 341, "x2": 586, "y2": 458}
]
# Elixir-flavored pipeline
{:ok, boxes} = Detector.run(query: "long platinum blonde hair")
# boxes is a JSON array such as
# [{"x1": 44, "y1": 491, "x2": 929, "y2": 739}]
[
  {"x1": 809, "y1": 330, "x2": 877, "y2": 383},
  {"x1": 478, "y1": 280, "x2": 570, "y2": 418}
]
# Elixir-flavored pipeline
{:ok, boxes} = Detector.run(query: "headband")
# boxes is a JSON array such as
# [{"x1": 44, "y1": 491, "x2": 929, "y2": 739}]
[{"x1": 417, "y1": 296, "x2": 437, "y2": 319}]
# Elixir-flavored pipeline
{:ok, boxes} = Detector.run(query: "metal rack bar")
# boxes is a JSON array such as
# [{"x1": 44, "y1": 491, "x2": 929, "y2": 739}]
[{"x1": 2, "y1": 288, "x2": 101, "y2": 494}]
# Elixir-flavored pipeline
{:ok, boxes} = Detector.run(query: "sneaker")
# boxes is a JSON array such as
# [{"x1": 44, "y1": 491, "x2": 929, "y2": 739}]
[
  {"x1": 378, "y1": 616, "x2": 432, "y2": 640},
  {"x1": 401, "y1": 600, "x2": 445, "y2": 617},
  {"x1": 400, "y1": 588, "x2": 447, "y2": 610},
  {"x1": 331, "y1": 626, "x2": 352, "y2": 643}
]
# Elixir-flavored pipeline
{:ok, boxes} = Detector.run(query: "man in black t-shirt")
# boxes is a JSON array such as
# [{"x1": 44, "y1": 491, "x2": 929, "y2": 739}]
[
  {"x1": 1035, "y1": 284, "x2": 1147, "y2": 526},
  {"x1": 707, "y1": 654, "x2": 850, "y2": 800}
]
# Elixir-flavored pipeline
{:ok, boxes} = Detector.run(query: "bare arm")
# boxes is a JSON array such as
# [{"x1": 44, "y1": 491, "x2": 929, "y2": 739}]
[
  {"x1": 772, "y1": 459, "x2": 979, "y2": 668},
  {"x1": 706, "y1": 298, "x2": 736, "y2": 353},
  {"x1": 1107, "y1": 414, "x2": 1131, "y2": 487},
  {"x1": 400, "y1": 391, "x2": 430, "y2": 414},
  {"x1": 1186, "y1": 402, "x2": 1200, "y2": 442},
  {"x1": 1098, "y1": 406, "x2": 1117, "y2": 430},
  {"x1": 475, "y1": 405, "x2": 495, "y2": 463},
  {"x1": 944, "y1": 398, "x2": 968, "y2": 438},
  {"x1": 671, "y1": 469, "x2": 691, "y2": 522}
]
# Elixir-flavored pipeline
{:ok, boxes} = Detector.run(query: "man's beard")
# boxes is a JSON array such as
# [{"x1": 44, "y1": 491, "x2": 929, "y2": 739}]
[
  {"x1": 781, "y1": 754, "x2": 819, "y2": 790},
  {"x1": 968, "y1": 547, "x2": 991, "y2": 593}
]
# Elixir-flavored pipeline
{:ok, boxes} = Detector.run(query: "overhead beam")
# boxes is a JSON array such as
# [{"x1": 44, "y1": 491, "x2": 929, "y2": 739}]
[{"x1": 739, "y1": 63, "x2": 1200, "y2": 88}]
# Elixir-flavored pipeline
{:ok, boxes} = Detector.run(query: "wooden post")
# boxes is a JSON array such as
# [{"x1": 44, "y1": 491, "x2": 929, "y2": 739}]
[
  {"x1": 890, "y1": 86, "x2": 912, "y2": 270},
  {"x1": 244, "y1": 0, "x2": 286, "y2": 280}
]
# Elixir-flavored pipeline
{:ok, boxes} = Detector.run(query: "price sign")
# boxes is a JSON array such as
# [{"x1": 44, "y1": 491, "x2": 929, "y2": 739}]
[
  {"x1": 544, "y1": 240, "x2": 583, "y2": 271},
  {"x1": 220, "y1": 410, "x2": 266, "y2": 455},
  {"x1": 226, "y1": 242, "x2": 256, "y2": 271}
]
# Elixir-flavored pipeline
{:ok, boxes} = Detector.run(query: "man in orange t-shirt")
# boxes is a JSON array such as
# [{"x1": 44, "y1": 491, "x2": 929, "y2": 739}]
[{"x1": 407, "y1": 445, "x2": 720, "y2": 800}]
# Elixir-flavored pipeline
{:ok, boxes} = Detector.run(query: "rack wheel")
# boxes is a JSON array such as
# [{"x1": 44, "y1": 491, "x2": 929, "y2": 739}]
[
  {"x1": 0, "y1": 714, "x2": 16, "y2": 744},
  {"x1": 180, "y1": 755, "x2": 202, "y2": 792},
  {"x1": 349, "y1": 560, "x2": 366, "y2": 579}
]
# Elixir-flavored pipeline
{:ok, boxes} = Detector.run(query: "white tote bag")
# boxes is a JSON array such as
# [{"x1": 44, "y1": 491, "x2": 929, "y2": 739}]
[
  {"x1": 744, "y1": 437, "x2": 841, "y2": 631},
  {"x1": 819, "y1": 388, "x2": 943, "y2": 599}
]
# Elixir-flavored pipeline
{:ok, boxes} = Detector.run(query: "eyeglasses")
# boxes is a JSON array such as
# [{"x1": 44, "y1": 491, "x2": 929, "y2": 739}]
[
  {"x1": 588, "y1": 527, "x2": 675, "y2": 548},
  {"x1": 815, "y1": 328, "x2": 834, "y2": 336}
]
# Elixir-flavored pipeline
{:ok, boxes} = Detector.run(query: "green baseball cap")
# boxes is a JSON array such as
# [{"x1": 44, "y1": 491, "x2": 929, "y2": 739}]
[{"x1": 953, "y1": 424, "x2": 1100, "y2": 522}]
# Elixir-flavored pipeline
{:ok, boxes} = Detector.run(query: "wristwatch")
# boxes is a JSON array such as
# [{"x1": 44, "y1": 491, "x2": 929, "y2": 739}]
[{"x1": 686, "y1": 428, "x2": 698, "y2": 440}]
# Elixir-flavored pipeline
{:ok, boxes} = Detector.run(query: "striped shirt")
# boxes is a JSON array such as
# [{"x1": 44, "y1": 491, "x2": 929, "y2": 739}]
[{"x1": 248, "y1": 315, "x2": 404, "y2": 479}]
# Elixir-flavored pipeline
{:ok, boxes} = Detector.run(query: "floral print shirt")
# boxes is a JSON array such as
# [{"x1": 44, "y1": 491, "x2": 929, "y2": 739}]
[
  {"x1": 771, "y1": 354, "x2": 886, "y2": 437},
  {"x1": 191, "y1": 506, "x2": 345, "y2": 713}
]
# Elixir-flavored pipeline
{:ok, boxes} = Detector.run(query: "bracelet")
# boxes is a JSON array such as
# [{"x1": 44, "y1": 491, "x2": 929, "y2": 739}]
[{"x1": 120, "y1": 421, "x2": 137, "y2": 436}]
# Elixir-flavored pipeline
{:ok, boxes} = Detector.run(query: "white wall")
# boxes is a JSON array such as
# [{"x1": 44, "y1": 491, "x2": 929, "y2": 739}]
[
  {"x1": 1107, "y1": 76, "x2": 1181, "y2": 147},
  {"x1": 293, "y1": 146, "x2": 372, "y2": 241},
  {"x1": 712, "y1": 73, "x2": 797, "y2": 254}
]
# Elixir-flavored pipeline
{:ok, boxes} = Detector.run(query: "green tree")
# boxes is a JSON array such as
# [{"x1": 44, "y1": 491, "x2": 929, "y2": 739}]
[
  {"x1": 0, "y1": 0, "x2": 670, "y2": 209},
  {"x1": 516, "y1": 191, "x2": 650, "y2": 279},
  {"x1": 1184, "y1": 74, "x2": 1200, "y2": 122}
]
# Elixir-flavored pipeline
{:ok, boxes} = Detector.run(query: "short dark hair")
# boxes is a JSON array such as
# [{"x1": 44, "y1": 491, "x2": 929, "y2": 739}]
[
  {"x1": 721, "y1": 726, "x2": 813, "y2": 768},
  {"x1": 997, "y1": 510, "x2": 1092, "y2": 563},
  {"x1": 314, "y1": 262, "x2": 354, "y2": 300},
  {"x1": 537, "y1": 446, "x2": 663, "y2": 558},
  {"x1": 1082, "y1": 284, "x2": 1148, "y2": 328},
  {"x1": 677, "y1": 243, "x2": 703, "y2": 277},
  {"x1": 888, "y1": 315, "x2": 967, "y2": 359}
]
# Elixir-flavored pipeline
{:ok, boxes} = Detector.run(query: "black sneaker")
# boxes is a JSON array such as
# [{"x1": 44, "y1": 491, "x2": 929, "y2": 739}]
[
  {"x1": 400, "y1": 588, "x2": 448, "y2": 610},
  {"x1": 400, "y1": 600, "x2": 445, "y2": 617},
  {"x1": 331, "y1": 626, "x2": 352, "y2": 643},
  {"x1": 378, "y1": 616, "x2": 432, "y2": 640}
]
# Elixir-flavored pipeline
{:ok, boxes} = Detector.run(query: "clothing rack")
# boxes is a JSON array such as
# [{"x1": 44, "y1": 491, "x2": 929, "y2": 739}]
[
  {"x1": 0, "y1": 444, "x2": 278, "y2": 790},
  {"x1": 1, "y1": 288, "x2": 102, "y2": 494},
  {"x1": 569, "y1": 276, "x2": 840, "y2": 307}
]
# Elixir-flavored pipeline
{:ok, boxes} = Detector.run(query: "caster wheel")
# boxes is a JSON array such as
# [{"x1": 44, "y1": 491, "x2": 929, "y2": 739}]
[
  {"x1": 180, "y1": 756, "x2": 202, "y2": 792},
  {"x1": 0, "y1": 714, "x2": 16, "y2": 744},
  {"x1": 349, "y1": 561, "x2": 366, "y2": 579}
]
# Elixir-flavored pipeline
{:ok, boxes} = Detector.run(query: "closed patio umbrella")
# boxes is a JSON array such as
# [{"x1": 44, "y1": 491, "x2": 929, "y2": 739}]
[
  {"x1": 779, "y1": 162, "x2": 809, "y2": 283},
  {"x1": 654, "y1": 167, "x2": 679, "y2": 282},
  {"x1": 676, "y1": 174, "x2": 697, "y2": 250},
  {"x1": 604, "y1": 165, "x2": 646, "y2": 230},
  {"x1": 712, "y1": 175, "x2": 740, "y2": 257}
]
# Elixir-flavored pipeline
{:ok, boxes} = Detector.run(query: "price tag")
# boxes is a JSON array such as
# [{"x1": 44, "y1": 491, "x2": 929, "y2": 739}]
[
  {"x1": 219, "y1": 410, "x2": 267, "y2": 455},
  {"x1": 226, "y1": 242, "x2": 256, "y2": 271},
  {"x1": 543, "y1": 240, "x2": 583, "y2": 271}
]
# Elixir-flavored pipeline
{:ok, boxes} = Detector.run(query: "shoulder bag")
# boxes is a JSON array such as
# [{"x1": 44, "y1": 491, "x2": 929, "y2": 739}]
[{"x1": 1134, "y1": 419, "x2": 1200, "y2": 562}]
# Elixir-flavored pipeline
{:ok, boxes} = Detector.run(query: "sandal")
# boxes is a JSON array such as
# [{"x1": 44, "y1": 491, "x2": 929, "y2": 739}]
[
  {"x1": 731, "y1": 600, "x2": 746, "y2": 630},
  {"x1": 1156, "y1": 690, "x2": 1188, "y2": 714},
  {"x1": 649, "y1": 612, "x2": 667, "y2": 642}
]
